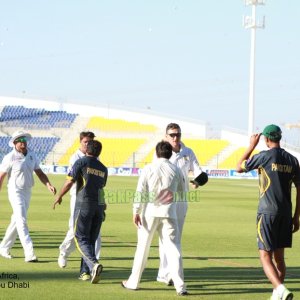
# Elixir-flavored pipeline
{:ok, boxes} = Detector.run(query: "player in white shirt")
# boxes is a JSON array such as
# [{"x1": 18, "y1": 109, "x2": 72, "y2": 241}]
[
  {"x1": 122, "y1": 141, "x2": 188, "y2": 296},
  {"x1": 57, "y1": 131, "x2": 102, "y2": 269},
  {"x1": 157, "y1": 123, "x2": 206, "y2": 285},
  {"x1": 0, "y1": 130, "x2": 56, "y2": 262}
]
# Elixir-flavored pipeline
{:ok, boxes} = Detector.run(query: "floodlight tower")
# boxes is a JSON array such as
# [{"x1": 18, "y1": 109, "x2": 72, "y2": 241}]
[{"x1": 243, "y1": 0, "x2": 265, "y2": 136}]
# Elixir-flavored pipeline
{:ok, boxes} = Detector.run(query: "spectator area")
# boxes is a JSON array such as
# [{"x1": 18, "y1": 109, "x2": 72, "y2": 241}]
[
  {"x1": 136, "y1": 149, "x2": 155, "y2": 168},
  {"x1": 0, "y1": 136, "x2": 60, "y2": 163},
  {"x1": 58, "y1": 138, "x2": 146, "y2": 167},
  {"x1": 0, "y1": 105, "x2": 77, "y2": 129},
  {"x1": 218, "y1": 147, "x2": 259, "y2": 169},
  {"x1": 0, "y1": 104, "x2": 267, "y2": 169},
  {"x1": 136, "y1": 139, "x2": 230, "y2": 168},
  {"x1": 87, "y1": 116, "x2": 157, "y2": 132},
  {"x1": 183, "y1": 139, "x2": 230, "y2": 166}
]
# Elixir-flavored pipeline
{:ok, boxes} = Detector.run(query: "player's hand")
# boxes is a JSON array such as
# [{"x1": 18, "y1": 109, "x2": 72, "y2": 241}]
[
  {"x1": 190, "y1": 180, "x2": 199, "y2": 189},
  {"x1": 53, "y1": 197, "x2": 62, "y2": 210},
  {"x1": 249, "y1": 133, "x2": 261, "y2": 148},
  {"x1": 133, "y1": 214, "x2": 142, "y2": 228},
  {"x1": 47, "y1": 183, "x2": 57, "y2": 195}
]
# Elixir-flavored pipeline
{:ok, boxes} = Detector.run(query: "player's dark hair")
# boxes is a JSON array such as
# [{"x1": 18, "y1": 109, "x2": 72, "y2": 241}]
[
  {"x1": 165, "y1": 123, "x2": 181, "y2": 133},
  {"x1": 156, "y1": 141, "x2": 172, "y2": 159},
  {"x1": 86, "y1": 140, "x2": 102, "y2": 157},
  {"x1": 79, "y1": 131, "x2": 95, "y2": 141}
]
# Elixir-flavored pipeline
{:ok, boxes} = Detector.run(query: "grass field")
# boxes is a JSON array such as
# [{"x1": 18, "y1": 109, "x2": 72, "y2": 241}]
[{"x1": 0, "y1": 176, "x2": 299, "y2": 299}]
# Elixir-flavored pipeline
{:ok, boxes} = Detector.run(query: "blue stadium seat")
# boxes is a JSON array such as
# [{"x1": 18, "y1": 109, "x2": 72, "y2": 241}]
[
  {"x1": 0, "y1": 136, "x2": 60, "y2": 163},
  {"x1": 0, "y1": 105, "x2": 78, "y2": 129}
]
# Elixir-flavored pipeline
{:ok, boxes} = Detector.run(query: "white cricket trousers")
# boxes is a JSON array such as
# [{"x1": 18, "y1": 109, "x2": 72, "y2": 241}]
[
  {"x1": 157, "y1": 202, "x2": 187, "y2": 281},
  {"x1": 126, "y1": 215, "x2": 186, "y2": 293},
  {"x1": 0, "y1": 187, "x2": 35, "y2": 258},
  {"x1": 59, "y1": 194, "x2": 101, "y2": 259}
]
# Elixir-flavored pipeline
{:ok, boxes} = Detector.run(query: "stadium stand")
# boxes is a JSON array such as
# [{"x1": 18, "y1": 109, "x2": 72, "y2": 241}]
[
  {"x1": 0, "y1": 105, "x2": 77, "y2": 129},
  {"x1": 0, "y1": 136, "x2": 60, "y2": 163},
  {"x1": 217, "y1": 147, "x2": 259, "y2": 169},
  {"x1": 183, "y1": 139, "x2": 230, "y2": 166},
  {"x1": 4, "y1": 100, "x2": 297, "y2": 169},
  {"x1": 87, "y1": 116, "x2": 157, "y2": 133},
  {"x1": 136, "y1": 148, "x2": 155, "y2": 168},
  {"x1": 58, "y1": 137, "x2": 147, "y2": 167}
]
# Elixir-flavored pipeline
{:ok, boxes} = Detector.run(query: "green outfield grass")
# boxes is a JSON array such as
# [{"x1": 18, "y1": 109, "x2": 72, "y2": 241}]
[{"x1": 0, "y1": 176, "x2": 299, "y2": 299}]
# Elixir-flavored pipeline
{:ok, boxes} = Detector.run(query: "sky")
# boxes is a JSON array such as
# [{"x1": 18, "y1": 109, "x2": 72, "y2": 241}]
[{"x1": 0, "y1": 1, "x2": 299, "y2": 140}]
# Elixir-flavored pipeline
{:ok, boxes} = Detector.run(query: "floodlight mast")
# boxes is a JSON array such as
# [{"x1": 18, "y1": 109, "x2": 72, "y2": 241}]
[{"x1": 243, "y1": 0, "x2": 265, "y2": 137}]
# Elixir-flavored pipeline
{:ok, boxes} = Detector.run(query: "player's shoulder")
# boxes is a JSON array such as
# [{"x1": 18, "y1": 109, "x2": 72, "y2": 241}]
[
  {"x1": 3, "y1": 149, "x2": 14, "y2": 159},
  {"x1": 70, "y1": 149, "x2": 84, "y2": 162},
  {"x1": 180, "y1": 143, "x2": 194, "y2": 155}
]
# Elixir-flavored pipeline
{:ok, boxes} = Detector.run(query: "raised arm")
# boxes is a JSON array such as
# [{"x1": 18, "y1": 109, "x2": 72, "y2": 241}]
[{"x1": 236, "y1": 133, "x2": 261, "y2": 173}]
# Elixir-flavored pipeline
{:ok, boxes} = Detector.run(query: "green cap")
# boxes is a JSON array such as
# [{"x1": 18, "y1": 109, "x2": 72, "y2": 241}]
[{"x1": 262, "y1": 124, "x2": 282, "y2": 141}]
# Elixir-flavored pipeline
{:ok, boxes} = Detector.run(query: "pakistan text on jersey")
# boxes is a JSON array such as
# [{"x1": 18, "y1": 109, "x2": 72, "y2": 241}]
[
  {"x1": 271, "y1": 163, "x2": 293, "y2": 173},
  {"x1": 86, "y1": 167, "x2": 106, "y2": 178}
]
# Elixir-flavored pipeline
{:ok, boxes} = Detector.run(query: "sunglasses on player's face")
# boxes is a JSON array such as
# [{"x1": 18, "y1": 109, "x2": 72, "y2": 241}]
[
  {"x1": 14, "y1": 137, "x2": 27, "y2": 143},
  {"x1": 167, "y1": 133, "x2": 181, "y2": 138}
]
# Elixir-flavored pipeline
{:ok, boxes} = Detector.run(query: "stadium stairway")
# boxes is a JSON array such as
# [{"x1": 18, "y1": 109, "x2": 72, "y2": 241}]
[
  {"x1": 123, "y1": 136, "x2": 159, "y2": 168},
  {"x1": 207, "y1": 143, "x2": 238, "y2": 169},
  {"x1": 43, "y1": 116, "x2": 89, "y2": 165}
]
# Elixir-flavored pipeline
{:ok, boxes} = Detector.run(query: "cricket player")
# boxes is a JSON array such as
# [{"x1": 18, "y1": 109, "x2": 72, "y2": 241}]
[
  {"x1": 54, "y1": 140, "x2": 107, "y2": 283},
  {"x1": 236, "y1": 124, "x2": 300, "y2": 300},
  {"x1": 122, "y1": 141, "x2": 188, "y2": 296},
  {"x1": 157, "y1": 123, "x2": 206, "y2": 285},
  {"x1": 0, "y1": 130, "x2": 56, "y2": 262},
  {"x1": 57, "y1": 131, "x2": 102, "y2": 268}
]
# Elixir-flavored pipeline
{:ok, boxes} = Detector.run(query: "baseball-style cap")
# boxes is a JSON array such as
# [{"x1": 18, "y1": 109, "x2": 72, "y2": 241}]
[
  {"x1": 262, "y1": 124, "x2": 282, "y2": 141},
  {"x1": 8, "y1": 130, "x2": 32, "y2": 147}
]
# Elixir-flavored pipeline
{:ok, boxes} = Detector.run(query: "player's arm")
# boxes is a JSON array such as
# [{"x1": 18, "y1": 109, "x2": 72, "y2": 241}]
[
  {"x1": 189, "y1": 150, "x2": 207, "y2": 188},
  {"x1": 292, "y1": 185, "x2": 300, "y2": 233},
  {"x1": 0, "y1": 171, "x2": 7, "y2": 191},
  {"x1": 236, "y1": 133, "x2": 261, "y2": 173},
  {"x1": 53, "y1": 178, "x2": 74, "y2": 209},
  {"x1": 34, "y1": 168, "x2": 56, "y2": 195},
  {"x1": 132, "y1": 167, "x2": 148, "y2": 227}
]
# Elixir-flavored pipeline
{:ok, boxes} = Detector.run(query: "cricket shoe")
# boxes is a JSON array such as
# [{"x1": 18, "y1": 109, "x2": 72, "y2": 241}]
[
  {"x1": 157, "y1": 276, "x2": 173, "y2": 286},
  {"x1": 177, "y1": 291, "x2": 189, "y2": 296},
  {"x1": 281, "y1": 288, "x2": 293, "y2": 300},
  {"x1": 121, "y1": 280, "x2": 138, "y2": 290},
  {"x1": 0, "y1": 249, "x2": 13, "y2": 259},
  {"x1": 78, "y1": 272, "x2": 91, "y2": 281},
  {"x1": 91, "y1": 263, "x2": 103, "y2": 284},
  {"x1": 25, "y1": 254, "x2": 38, "y2": 262},
  {"x1": 58, "y1": 254, "x2": 67, "y2": 268}
]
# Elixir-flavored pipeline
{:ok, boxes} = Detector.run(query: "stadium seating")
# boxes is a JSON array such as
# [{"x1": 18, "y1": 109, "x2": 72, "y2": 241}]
[
  {"x1": 0, "y1": 105, "x2": 77, "y2": 129},
  {"x1": 0, "y1": 136, "x2": 60, "y2": 163},
  {"x1": 136, "y1": 149, "x2": 155, "y2": 168},
  {"x1": 58, "y1": 138, "x2": 146, "y2": 167},
  {"x1": 218, "y1": 147, "x2": 259, "y2": 169},
  {"x1": 183, "y1": 139, "x2": 230, "y2": 166},
  {"x1": 0, "y1": 104, "x2": 267, "y2": 169},
  {"x1": 87, "y1": 116, "x2": 157, "y2": 132}
]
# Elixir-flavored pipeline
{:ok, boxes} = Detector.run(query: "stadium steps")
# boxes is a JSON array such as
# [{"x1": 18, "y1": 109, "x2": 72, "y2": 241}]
[
  {"x1": 218, "y1": 146, "x2": 259, "y2": 169},
  {"x1": 44, "y1": 116, "x2": 89, "y2": 165},
  {"x1": 124, "y1": 137, "x2": 158, "y2": 168},
  {"x1": 209, "y1": 143, "x2": 239, "y2": 169}
]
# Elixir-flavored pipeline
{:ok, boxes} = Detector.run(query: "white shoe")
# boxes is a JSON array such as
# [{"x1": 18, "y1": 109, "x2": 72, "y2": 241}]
[
  {"x1": 91, "y1": 263, "x2": 103, "y2": 284},
  {"x1": 121, "y1": 280, "x2": 138, "y2": 290},
  {"x1": 25, "y1": 254, "x2": 38, "y2": 262},
  {"x1": 58, "y1": 254, "x2": 67, "y2": 268},
  {"x1": 157, "y1": 276, "x2": 172, "y2": 285},
  {"x1": 0, "y1": 249, "x2": 13, "y2": 259}
]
